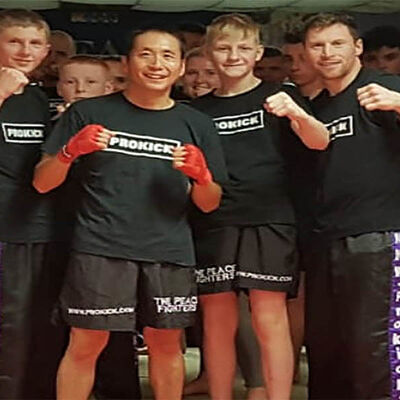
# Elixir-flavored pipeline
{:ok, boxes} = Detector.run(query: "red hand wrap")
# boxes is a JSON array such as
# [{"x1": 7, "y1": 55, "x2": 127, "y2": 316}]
[
  {"x1": 57, "y1": 124, "x2": 104, "y2": 164},
  {"x1": 178, "y1": 144, "x2": 212, "y2": 185}
]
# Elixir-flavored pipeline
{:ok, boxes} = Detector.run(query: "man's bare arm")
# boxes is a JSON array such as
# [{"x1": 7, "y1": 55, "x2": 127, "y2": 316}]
[
  {"x1": 173, "y1": 145, "x2": 222, "y2": 213},
  {"x1": 33, "y1": 124, "x2": 114, "y2": 193},
  {"x1": 264, "y1": 91, "x2": 330, "y2": 150}
]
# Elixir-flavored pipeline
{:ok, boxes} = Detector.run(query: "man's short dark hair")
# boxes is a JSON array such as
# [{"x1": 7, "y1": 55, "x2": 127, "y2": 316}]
[
  {"x1": 362, "y1": 25, "x2": 400, "y2": 52},
  {"x1": 303, "y1": 12, "x2": 360, "y2": 42},
  {"x1": 283, "y1": 15, "x2": 315, "y2": 45},
  {"x1": 261, "y1": 46, "x2": 282, "y2": 59},
  {"x1": 284, "y1": 29, "x2": 303, "y2": 45},
  {"x1": 177, "y1": 22, "x2": 206, "y2": 36},
  {"x1": 101, "y1": 55, "x2": 124, "y2": 62}
]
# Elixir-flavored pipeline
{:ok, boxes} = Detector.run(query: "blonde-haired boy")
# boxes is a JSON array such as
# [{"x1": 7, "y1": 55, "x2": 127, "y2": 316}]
[
  {"x1": 0, "y1": 8, "x2": 67, "y2": 400},
  {"x1": 57, "y1": 55, "x2": 113, "y2": 108},
  {"x1": 191, "y1": 12, "x2": 329, "y2": 400},
  {"x1": 205, "y1": 13, "x2": 261, "y2": 47}
]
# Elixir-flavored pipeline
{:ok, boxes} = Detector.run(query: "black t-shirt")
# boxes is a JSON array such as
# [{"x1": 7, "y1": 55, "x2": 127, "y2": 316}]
[
  {"x1": 40, "y1": 85, "x2": 64, "y2": 119},
  {"x1": 311, "y1": 68, "x2": 400, "y2": 239},
  {"x1": 190, "y1": 81, "x2": 313, "y2": 228},
  {"x1": 289, "y1": 97, "x2": 319, "y2": 243},
  {"x1": 0, "y1": 85, "x2": 57, "y2": 243},
  {"x1": 43, "y1": 92, "x2": 227, "y2": 266}
]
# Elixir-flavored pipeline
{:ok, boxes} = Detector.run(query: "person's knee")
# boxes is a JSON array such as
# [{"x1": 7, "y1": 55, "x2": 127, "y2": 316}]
[
  {"x1": 250, "y1": 294, "x2": 289, "y2": 338},
  {"x1": 201, "y1": 292, "x2": 239, "y2": 333},
  {"x1": 252, "y1": 310, "x2": 284, "y2": 336},
  {"x1": 67, "y1": 328, "x2": 109, "y2": 363},
  {"x1": 144, "y1": 327, "x2": 182, "y2": 355}
]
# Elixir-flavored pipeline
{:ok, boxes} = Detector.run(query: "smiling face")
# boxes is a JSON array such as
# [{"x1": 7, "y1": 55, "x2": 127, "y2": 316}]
[
  {"x1": 0, "y1": 25, "x2": 49, "y2": 75},
  {"x1": 182, "y1": 55, "x2": 220, "y2": 98},
  {"x1": 305, "y1": 23, "x2": 362, "y2": 82},
  {"x1": 125, "y1": 30, "x2": 185, "y2": 95},
  {"x1": 208, "y1": 29, "x2": 263, "y2": 81}
]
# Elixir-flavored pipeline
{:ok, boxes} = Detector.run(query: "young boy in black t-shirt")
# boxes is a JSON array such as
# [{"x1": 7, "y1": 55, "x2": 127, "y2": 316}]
[
  {"x1": 190, "y1": 13, "x2": 329, "y2": 400},
  {"x1": 56, "y1": 55, "x2": 113, "y2": 111},
  {"x1": 34, "y1": 28, "x2": 226, "y2": 400},
  {"x1": 304, "y1": 13, "x2": 400, "y2": 400},
  {"x1": 0, "y1": 9, "x2": 68, "y2": 400}
]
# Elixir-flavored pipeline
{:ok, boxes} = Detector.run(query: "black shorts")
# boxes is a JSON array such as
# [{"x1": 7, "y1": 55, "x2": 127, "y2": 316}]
[
  {"x1": 59, "y1": 251, "x2": 197, "y2": 331},
  {"x1": 306, "y1": 231, "x2": 397, "y2": 400},
  {"x1": 194, "y1": 224, "x2": 298, "y2": 296},
  {"x1": 0, "y1": 242, "x2": 68, "y2": 399}
]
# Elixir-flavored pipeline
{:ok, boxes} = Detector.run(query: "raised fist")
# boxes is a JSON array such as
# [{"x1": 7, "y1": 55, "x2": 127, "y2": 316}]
[{"x1": 0, "y1": 67, "x2": 29, "y2": 99}]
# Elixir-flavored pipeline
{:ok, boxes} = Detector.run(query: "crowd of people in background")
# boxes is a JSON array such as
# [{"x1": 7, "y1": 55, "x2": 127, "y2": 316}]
[{"x1": 0, "y1": 6, "x2": 400, "y2": 400}]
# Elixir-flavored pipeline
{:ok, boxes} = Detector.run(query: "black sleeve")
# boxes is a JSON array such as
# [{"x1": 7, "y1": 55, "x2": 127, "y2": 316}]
[
  {"x1": 34, "y1": 87, "x2": 52, "y2": 140},
  {"x1": 42, "y1": 104, "x2": 86, "y2": 155},
  {"x1": 189, "y1": 111, "x2": 229, "y2": 186},
  {"x1": 189, "y1": 95, "x2": 211, "y2": 114}
]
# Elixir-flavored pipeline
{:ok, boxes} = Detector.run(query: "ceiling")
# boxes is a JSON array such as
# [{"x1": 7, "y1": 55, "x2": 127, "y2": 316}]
[{"x1": 2, "y1": 0, "x2": 400, "y2": 13}]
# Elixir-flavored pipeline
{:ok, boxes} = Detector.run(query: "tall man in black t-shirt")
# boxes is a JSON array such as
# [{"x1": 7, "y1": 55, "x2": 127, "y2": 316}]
[
  {"x1": 304, "y1": 13, "x2": 400, "y2": 399},
  {"x1": 0, "y1": 9, "x2": 69, "y2": 400},
  {"x1": 33, "y1": 28, "x2": 226, "y2": 400}
]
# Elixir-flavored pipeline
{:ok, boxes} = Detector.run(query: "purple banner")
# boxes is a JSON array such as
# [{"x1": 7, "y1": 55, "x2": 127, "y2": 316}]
[
  {"x1": 390, "y1": 232, "x2": 400, "y2": 399},
  {"x1": 0, "y1": 243, "x2": 2, "y2": 342}
]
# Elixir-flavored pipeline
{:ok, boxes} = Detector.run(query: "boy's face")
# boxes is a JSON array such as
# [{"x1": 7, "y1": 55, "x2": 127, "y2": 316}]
[
  {"x1": 282, "y1": 42, "x2": 318, "y2": 87},
  {"x1": 125, "y1": 31, "x2": 185, "y2": 94},
  {"x1": 208, "y1": 29, "x2": 263, "y2": 80},
  {"x1": 104, "y1": 59, "x2": 128, "y2": 92},
  {"x1": 182, "y1": 55, "x2": 220, "y2": 98},
  {"x1": 0, "y1": 25, "x2": 49, "y2": 75},
  {"x1": 57, "y1": 63, "x2": 113, "y2": 104},
  {"x1": 362, "y1": 46, "x2": 400, "y2": 75},
  {"x1": 254, "y1": 55, "x2": 287, "y2": 83}
]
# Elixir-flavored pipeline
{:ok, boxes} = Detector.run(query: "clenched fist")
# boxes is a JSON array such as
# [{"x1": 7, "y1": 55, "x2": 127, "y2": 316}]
[
  {"x1": 0, "y1": 67, "x2": 29, "y2": 99},
  {"x1": 173, "y1": 144, "x2": 213, "y2": 185},
  {"x1": 57, "y1": 124, "x2": 114, "y2": 163}
]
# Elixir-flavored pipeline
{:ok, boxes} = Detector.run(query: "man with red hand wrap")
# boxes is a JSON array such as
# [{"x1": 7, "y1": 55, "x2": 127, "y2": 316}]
[
  {"x1": 32, "y1": 28, "x2": 227, "y2": 400},
  {"x1": 173, "y1": 144, "x2": 213, "y2": 186}
]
